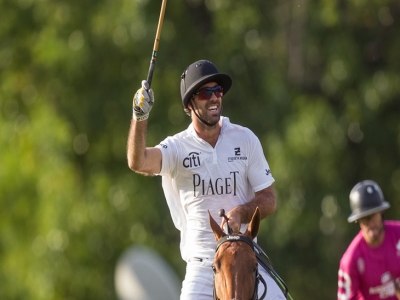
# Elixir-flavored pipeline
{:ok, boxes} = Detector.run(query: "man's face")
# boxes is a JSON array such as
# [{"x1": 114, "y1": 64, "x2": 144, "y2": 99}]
[
  {"x1": 358, "y1": 212, "x2": 384, "y2": 247},
  {"x1": 189, "y1": 81, "x2": 222, "y2": 126}
]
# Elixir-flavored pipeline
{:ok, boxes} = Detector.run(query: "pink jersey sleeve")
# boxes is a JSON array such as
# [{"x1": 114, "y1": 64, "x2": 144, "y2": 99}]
[{"x1": 338, "y1": 234, "x2": 363, "y2": 300}]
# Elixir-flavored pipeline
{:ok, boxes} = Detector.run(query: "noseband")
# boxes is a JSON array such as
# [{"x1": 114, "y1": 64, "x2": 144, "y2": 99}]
[{"x1": 213, "y1": 235, "x2": 267, "y2": 300}]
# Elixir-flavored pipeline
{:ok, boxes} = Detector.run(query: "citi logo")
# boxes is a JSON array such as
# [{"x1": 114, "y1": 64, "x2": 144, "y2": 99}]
[
  {"x1": 227, "y1": 236, "x2": 240, "y2": 240},
  {"x1": 183, "y1": 152, "x2": 201, "y2": 168}
]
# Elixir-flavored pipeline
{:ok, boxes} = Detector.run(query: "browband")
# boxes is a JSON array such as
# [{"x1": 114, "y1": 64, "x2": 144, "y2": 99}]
[{"x1": 215, "y1": 235, "x2": 255, "y2": 252}]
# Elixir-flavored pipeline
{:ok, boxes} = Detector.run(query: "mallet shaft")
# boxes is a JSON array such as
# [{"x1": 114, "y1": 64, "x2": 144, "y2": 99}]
[{"x1": 146, "y1": 0, "x2": 168, "y2": 87}]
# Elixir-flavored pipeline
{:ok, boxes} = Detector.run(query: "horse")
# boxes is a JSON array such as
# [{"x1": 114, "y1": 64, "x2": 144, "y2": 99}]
[{"x1": 208, "y1": 207, "x2": 267, "y2": 300}]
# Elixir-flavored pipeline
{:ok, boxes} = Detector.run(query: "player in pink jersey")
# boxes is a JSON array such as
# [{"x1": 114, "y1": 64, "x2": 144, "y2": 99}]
[{"x1": 338, "y1": 180, "x2": 400, "y2": 300}]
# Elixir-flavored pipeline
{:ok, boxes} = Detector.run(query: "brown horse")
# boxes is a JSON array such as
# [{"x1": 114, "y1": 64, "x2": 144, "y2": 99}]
[{"x1": 208, "y1": 207, "x2": 267, "y2": 300}]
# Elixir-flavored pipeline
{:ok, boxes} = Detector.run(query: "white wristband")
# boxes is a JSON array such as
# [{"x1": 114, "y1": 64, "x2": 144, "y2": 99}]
[{"x1": 133, "y1": 113, "x2": 149, "y2": 122}]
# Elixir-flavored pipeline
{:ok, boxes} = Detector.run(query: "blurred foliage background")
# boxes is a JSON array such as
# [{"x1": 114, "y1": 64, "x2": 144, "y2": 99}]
[{"x1": 1, "y1": 0, "x2": 399, "y2": 299}]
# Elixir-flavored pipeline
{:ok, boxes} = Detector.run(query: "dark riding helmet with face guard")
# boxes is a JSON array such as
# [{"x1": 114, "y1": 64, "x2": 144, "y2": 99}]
[{"x1": 347, "y1": 180, "x2": 390, "y2": 223}]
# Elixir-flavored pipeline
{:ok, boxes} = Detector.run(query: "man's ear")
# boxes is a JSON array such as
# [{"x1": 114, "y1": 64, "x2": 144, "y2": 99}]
[{"x1": 187, "y1": 100, "x2": 193, "y2": 110}]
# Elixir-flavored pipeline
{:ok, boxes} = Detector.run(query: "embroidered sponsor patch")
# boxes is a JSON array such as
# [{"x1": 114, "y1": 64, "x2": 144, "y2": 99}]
[
  {"x1": 183, "y1": 152, "x2": 201, "y2": 168},
  {"x1": 228, "y1": 157, "x2": 248, "y2": 162}
]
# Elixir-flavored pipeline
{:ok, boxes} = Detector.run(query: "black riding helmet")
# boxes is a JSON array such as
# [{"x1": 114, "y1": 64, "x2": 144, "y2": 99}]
[
  {"x1": 180, "y1": 60, "x2": 232, "y2": 109},
  {"x1": 347, "y1": 180, "x2": 390, "y2": 223}
]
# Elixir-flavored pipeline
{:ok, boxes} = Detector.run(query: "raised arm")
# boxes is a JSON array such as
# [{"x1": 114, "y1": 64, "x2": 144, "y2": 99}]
[
  {"x1": 126, "y1": 81, "x2": 162, "y2": 175},
  {"x1": 127, "y1": 119, "x2": 162, "y2": 175},
  {"x1": 222, "y1": 184, "x2": 277, "y2": 234}
]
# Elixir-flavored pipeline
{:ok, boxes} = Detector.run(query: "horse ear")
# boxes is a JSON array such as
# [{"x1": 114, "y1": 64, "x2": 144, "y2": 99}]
[
  {"x1": 245, "y1": 207, "x2": 261, "y2": 240},
  {"x1": 208, "y1": 210, "x2": 226, "y2": 242}
]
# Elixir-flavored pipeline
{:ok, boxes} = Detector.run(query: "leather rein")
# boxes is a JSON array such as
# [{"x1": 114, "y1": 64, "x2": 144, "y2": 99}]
[{"x1": 213, "y1": 235, "x2": 267, "y2": 300}]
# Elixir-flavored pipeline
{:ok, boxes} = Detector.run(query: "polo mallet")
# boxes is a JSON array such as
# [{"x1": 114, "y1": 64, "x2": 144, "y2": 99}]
[{"x1": 146, "y1": 0, "x2": 168, "y2": 88}]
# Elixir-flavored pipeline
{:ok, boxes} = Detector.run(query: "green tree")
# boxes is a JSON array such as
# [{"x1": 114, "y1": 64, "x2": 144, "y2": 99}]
[{"x1": 1, "y1": 0, "x2": 399, "y2": 299}]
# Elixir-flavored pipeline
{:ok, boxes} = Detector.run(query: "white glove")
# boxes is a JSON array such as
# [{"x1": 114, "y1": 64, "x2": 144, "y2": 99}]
[{"x1": 132, "y1": 80, "x2": 154, "y2": 121}]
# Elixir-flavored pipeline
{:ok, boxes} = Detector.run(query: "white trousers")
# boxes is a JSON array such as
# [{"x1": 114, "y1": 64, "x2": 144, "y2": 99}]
[{"x1": 180, "y1": 258, "x2": 286, "y2": 300}]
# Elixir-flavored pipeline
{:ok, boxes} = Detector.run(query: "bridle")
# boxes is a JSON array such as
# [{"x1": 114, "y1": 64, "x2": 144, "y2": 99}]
[
  {"x1": 212, "y1": 234, "x2": 267, "y2": 300},
  {"x1": 212, "y1": 209, "x2": 292, "y2": 300}
]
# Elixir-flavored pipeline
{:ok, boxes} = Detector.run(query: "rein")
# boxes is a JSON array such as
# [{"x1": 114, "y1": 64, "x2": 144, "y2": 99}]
[
  {"x1": 213, "y1": 235, "x2": 267, "y2": 300},
  {"x1": 253, "y1": 242, "x2": 292, "y2": 299}
]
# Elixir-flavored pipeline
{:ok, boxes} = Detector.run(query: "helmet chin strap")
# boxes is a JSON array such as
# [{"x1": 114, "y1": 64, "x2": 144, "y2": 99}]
[{"x1": 190, "y1": 99, "x2": 222, "y2": 127}]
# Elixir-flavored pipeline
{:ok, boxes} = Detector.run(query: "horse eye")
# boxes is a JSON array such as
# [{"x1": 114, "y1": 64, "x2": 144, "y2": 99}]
[{"x1": 211, "y1": 264, "x2": 216, "y2": 273}]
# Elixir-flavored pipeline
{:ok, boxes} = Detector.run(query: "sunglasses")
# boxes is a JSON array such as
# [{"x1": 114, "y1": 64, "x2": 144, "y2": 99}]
[{"x1": 192, "y1": 85, "x2": 223, "y2": 100}]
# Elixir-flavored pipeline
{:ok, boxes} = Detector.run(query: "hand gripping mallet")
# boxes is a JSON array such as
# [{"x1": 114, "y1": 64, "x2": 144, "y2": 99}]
[{"x1": 146, "y1": 0, "x2": 168, "y2": 88}]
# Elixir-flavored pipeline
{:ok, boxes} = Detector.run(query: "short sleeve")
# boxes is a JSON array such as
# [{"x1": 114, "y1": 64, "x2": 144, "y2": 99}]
[
  {"x1": 337, "y1": 253, "x2": 361, "y2": 300},
  {"x1": 155, "y1": 137, "x2": 178, "y2": 177},
  {"x1": 246, "y1": 131, "x2": 275, "y2": 192}
]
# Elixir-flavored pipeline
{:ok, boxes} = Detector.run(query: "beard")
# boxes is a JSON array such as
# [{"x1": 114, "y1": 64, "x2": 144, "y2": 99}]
[
  {"x1": 364, "y1": 223, "x2": 385, "y2": 246},
  {"x1": 192, "y1": 104, "x2": 222, "y2": 127},
  {"x1": 201, "y1": 110, "x2": 221, "y2": 126}
]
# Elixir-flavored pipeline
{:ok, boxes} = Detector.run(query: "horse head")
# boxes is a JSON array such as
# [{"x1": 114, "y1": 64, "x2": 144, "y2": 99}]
[{"x1": 208, "y1": 207, "x2": 261, "y2": 300}]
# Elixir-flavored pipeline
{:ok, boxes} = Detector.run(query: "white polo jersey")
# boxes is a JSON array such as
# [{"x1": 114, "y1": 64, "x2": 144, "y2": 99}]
[{"x1": 155, "y1": 116, "x2": 274, "y2": 261}]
